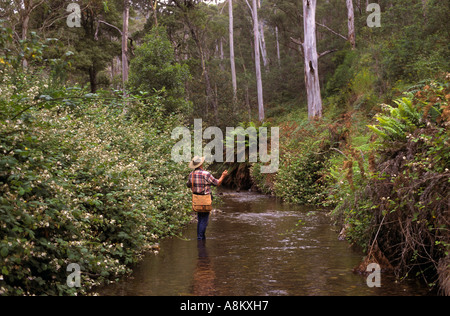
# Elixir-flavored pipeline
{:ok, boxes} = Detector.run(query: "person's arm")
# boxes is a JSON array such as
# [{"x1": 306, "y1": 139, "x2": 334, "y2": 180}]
[{"x1": 217, "y1": 170, "x2": 228, "y2": 186}]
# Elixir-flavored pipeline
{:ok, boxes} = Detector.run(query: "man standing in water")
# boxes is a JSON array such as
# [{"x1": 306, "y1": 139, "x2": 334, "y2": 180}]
[{"x1": 187, "y1": 156, "x2": 228, "y2": 240}]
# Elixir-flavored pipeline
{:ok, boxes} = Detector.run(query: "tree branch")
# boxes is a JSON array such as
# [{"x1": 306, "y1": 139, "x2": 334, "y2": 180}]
[
  {"x1": 97, "y1": 20, "x2": 123, "y2": 37},
  {"x1": 244, "y1": 0, "x2": 254, "y2": 19},
  {"x1": 296, "y1": 11, "x2": 348, "y2": 41},
  {"x1": 290, "y1": 36, "x2": 304, "y2": 56},
  {"x1": 31, "y1": 0, "x2": 45, "y2": 12},
  {"x1": 319, "y1": 49, "x2": 338, "y2": 59},
  {"x1": 315, "y1": 20, "x2": 348, "y2": 41},
  {"x1": 290, "y1": 37, "x2": 303, "y2": 46}
]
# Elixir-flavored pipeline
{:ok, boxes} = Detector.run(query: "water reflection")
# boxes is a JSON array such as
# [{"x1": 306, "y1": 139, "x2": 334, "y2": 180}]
[{"x1": 192, "y1": 240, "x2": 215, "y2": 296}]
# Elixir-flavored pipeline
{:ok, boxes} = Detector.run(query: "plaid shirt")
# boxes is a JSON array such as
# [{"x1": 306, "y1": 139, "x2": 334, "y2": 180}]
[{"x1": 187, "y1": 169, "x2": 219, "y2": 195}]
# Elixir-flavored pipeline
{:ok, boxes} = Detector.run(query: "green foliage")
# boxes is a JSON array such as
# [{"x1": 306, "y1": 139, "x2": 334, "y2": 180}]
[
  {"x1": 367, "y1": 82, "x2": 446, "y2": 142},
  {"x1": 128, "y1": 27, "x2": 191, "y2": 114},
  {"x1": 331, "y1": 79, "x2": 450, "y2": 288},
  {"x1": 257, "y1": 114, "x2": 336, "y2": 204},
  {"x1": 274, "y1": 140, "x2": 326, "y2": 204},
  {"x1": 368, "y1": 97, "x2": 421, "y2": 141},
  {"x1": 0, "y1": 71, "x2": 191, "y2": 295}
]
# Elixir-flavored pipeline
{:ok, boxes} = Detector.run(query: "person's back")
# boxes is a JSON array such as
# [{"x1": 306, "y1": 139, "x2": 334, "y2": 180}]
[{"x1": 187, "y1": 156, "x2": 227, "y2": 240}]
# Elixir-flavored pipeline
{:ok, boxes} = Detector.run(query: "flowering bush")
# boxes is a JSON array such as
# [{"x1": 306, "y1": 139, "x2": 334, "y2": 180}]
[{"x1": 0, "y1": 79, "x2": 191, "y2": 295}]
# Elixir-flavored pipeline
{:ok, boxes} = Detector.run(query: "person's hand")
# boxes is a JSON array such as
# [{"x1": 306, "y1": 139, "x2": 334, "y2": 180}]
[{"x1": 217, "y1": 170, "x2": 228, "y2": 186}]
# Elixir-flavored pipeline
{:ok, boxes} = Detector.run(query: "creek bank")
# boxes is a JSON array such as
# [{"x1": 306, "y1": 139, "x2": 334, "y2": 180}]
[{"x1": 219, "y1": 80, "x2": 449, "y2": 295}]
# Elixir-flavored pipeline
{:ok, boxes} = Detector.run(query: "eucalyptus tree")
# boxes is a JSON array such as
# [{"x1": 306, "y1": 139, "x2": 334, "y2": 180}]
[
  {"x1": 245, "y1": 0, "x2": 264, "y2": 121},
  {"x1": 229, "y1": 0, "x2": 237, "y2": 102},
  {"x1": 302, "y1": 0, "x2": 322, "y2": 118},
  {"x1": 346, "y1": 0, "x2": 355, "y2": 49}
]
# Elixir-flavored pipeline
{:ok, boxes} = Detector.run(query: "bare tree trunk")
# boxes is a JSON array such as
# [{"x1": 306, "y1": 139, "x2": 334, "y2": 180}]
[
  {"x1": 259, "y1": 21, "x2": 268, "y2": 69},
  {"x1": 251, "y1": 0, "x2": 264, "y2": 122},
  {"x1": 275, "y1": 25, "x2": 281, "y2": 67},
  {"x1": 21, "y1": 0, "x2": 41, "y2": 68},
  {"x1": 229, "y1": 0, "x2": 237, "y2": 102},
  {"x1": 122, "y1": 0, "x2": 130, "y2": 92},
  {"x1": 21, "y1": 13, "x2": 29, "y2": 68},
  {"x1": 346, "y1": 0, "x2": 356, "y2": 49},
  {"x1": 257, "y1": 0, "x2": 268, "y2": 70},
  {"x1": 149, "y1": 0, "x2": 158, "y2": 27},
  {"x1": 219, "y1": 38, "x2": 225, "y2": 71},
  {"x1": 303, "y1": 0, "x2": 322, "y2": 118}
]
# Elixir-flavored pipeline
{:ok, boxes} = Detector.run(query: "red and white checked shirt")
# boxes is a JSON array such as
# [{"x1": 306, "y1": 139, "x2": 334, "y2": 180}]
[{"x1": 187, "y1": 169, "x2": 219, "y2": 195}]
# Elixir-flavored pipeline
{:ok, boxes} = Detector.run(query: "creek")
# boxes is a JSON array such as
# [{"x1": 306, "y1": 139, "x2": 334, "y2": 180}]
[{"x1": 99, "y1": 190, "x2": 431, "y2": 296}]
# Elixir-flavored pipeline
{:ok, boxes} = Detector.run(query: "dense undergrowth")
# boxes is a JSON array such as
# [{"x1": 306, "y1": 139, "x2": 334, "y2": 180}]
[
  {"x1": 0, "y1": 24, "x2": 194, "y2": 295},
  {"x1": 251, "y1": 76, "x2": 450, "y2": 294},
  {"x1": 0, "y1": 76, "x2": 191, "y2": 296}
]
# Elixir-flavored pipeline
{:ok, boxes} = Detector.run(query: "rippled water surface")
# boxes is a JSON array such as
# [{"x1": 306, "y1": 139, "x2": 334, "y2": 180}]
[{"x1": 99, "y1": 190, "x2": 432, "y2": 296}]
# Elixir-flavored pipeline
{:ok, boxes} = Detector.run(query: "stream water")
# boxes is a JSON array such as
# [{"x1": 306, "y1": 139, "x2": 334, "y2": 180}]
[{"x1": 99, "y1": 190, "x2": 431, "y2": 296}]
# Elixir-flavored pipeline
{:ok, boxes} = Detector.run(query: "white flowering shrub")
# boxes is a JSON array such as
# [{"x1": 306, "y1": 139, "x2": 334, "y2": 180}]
[{"x1": 0, "y1": 69, "x2": 191, "y2": 294}]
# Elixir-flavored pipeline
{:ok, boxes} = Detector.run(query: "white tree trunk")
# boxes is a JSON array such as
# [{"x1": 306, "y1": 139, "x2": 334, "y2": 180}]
[
  {"x1": 259, "y1": 21, "x2": 268, "y2": 69},
  {"x1": 122, "y1": 0, "x2": 130, "y2": 91},
  {"x1": 303, "y1": 0, "x2": 322, "y2": 118},
  {"x1": 21, "y1": 0, "x2": 38, "y2": 68},
  {"x1": 252, "y1": 0, "x2": 264, "y2": 122},
  {"x1": 275, "y1": 25, "x2": 281, "y2": 67},
  {"x1": 257, "y1": 0, "x2": 268, "y2": 70},
  {"x1": 346, "y1": 0, "x2": 356, "y2": 49},
  {"x1": 229, "y1": 0, "x2": 237, "y2": 101}
]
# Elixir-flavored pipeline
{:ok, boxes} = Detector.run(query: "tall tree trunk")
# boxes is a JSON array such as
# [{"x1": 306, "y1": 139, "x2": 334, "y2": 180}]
[
  {"x1": 303, "y1": 0, "x2": 322, "y2": 118},
  {"x1": 257, "y1": 0, "x2": 268, "y2": 70},
  {"x1": 149, "y1": 0, "x2": 158, "y2": 27},
  {"x1": 346, "y1": 0, "x2": 356, "y2": 49},
  {"x1": 229, "y1": 0, "x2": 237, "y2": 101},
  {"x1": 252, "y1": 0, "x2": 264, "y2": 122},
  {"x1": 219, "y1": 38, "x2": 224, "y2": 71},
  {"x1": 275, "y1": 25, "x2": 281, "y2": 67},
  {"x1": 21, "y1": 0, "x2": 35, "y2": 68},
  {"x1": 122, "y1": 0, "x2": 130, "y2": 93}
]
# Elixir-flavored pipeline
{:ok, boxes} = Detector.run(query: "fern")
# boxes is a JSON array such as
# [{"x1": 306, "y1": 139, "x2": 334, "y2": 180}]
[
  {"x1": 395, "y1": 97, "x2": 421, "y2": 126},
  {"x1": 369, "y1": 94, "x2": 424, "y2": 142},
  {"x1": 367, "y1": 125, "x2": 387, "y2": 138}
]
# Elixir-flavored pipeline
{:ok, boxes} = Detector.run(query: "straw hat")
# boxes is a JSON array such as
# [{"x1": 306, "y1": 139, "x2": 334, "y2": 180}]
[{"x1": 189, "y1": 156, "x2": 205, "y2": 169}]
